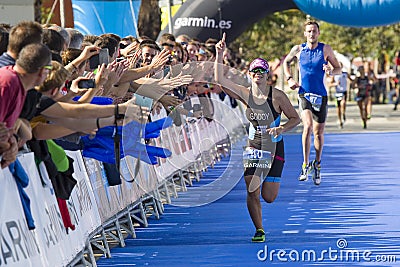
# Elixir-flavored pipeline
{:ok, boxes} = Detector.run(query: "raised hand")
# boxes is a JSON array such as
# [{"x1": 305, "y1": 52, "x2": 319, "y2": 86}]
[
  {"x1": 215, "y1": 32, "x2": 226, "y2": 55},
  {"x1": 80, "y1": 45, "x2": 101, "y2": 60},
  {"x1": 150, "y1": 49, "x2": 171, "y2": 70},
  {"x1": 159, "y1": 95, "x2": 182, "y2": 108},
  {"x1": 119, "y1": 41, "x2": 140, "y2": 58},
  {"x1": 94, "y1": 63, "x2": 111, "y2": 88},
  {"x1": 120, "y1": 100, "x2": 150, "y2": 123}
]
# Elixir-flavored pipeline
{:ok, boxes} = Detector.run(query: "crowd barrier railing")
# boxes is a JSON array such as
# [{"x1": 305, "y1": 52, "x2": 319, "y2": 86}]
[{"x1": 0, "y1": 97, "x2": 248, "y2": 267}]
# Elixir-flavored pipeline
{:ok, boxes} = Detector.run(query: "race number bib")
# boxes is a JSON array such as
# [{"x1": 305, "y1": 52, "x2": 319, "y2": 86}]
[
  {"x1": 335, "y1": 92, "x2": 344, "y2": 101},
  {"x1": 243, "y1": 147, "x2": 272, "y2": 169},
  {"x1": 304, "y1": 93, "x2": 323, "y2": 111}
]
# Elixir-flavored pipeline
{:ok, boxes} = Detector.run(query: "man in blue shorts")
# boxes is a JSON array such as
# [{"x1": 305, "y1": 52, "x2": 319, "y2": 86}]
[{"x1": 283, "y1": 20, "x2": 341, "y2": 185}]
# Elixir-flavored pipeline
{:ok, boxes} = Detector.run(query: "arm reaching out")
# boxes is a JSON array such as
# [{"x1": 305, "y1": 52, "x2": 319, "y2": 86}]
[
  {"x1": 283, "y1": 45, "x2": 301, "y2": 90},
  {"x1": 214, "y1": 33, "x2": 250, "y2": 103}
]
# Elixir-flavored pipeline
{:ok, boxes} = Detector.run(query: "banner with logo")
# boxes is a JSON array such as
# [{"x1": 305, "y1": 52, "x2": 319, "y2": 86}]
[
  {"x1": 0, "y1": 158, "x2": 44, "y2": 267},
  {"x1": 158, "y1": 0, "x2": 297, "y2": 43}
]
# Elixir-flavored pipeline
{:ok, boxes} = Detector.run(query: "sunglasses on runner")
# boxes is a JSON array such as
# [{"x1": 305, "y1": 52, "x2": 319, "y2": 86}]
[{"x1": 250, "y1": 68, "x2": 269, "y2": 74}]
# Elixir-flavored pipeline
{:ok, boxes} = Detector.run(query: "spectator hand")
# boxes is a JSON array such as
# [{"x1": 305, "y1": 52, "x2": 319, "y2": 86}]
[
  {"x1": 120, "y1": 100, "x2": 150, "y2": 123},
  {"x1": 126, "y1": 49, "x2": 141, "y2": 69},
  {"x1": 160, "y1": 73, "x2": 194, "y2": 89},
  {"x1": 119, "y1": 42, "x2": 140, "y2": 58},
  {"x1": 69, "y1": 77, "x2": 90, "y2": 94},
  {"x1": 80, "y1": 45, "x2": 100, "y2": 60},
  {"x1": 0, "y1": 122, "x2": 10, "y2": 143},
  {"x1": 159, "y1": 95, "x2": 182, "y2": 108},
  {"x1": 323, "y1": 63, "x2": 332, "y2": 76},
  {"x1": 1, "y1": 134, "x2": 18, "y2": 169},
  {"x1": 95, "y1": 63, "x2": 111, "y2": 88},
  {"x1": 150, "y1": 49, "x2": 171, "y2": 71},
  {"x1": 101, "y1": 61, "x2": 125, "y2": 92}
]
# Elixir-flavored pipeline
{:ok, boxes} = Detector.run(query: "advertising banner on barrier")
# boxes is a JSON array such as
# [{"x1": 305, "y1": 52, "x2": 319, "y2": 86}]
[
  {"x1": 66, "y1": 151, "x2": 102, "y2": 236},
  {"x1": 0, "y1": 152, "x2": 105, "y2": 266},
  {"x1": 119, "y1": 158, "x2": 141, "y2": 207},
  {"x1": 17, "y1": 152, "x2": 101, "y2": 266},
  {"x1": 0, "y1": 161, "x2": 44, "y2": 267},
  {"x1": 19, "y1": 152, "x2": 73, "y2": 267},
  {"x1": 83, "y1": 158, "x2": 115, "y2": 223}
]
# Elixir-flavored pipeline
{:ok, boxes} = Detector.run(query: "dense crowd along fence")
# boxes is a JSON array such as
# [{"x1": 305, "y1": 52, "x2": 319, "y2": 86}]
[{"x1": 0, "y1": 96, "x2": 247, "y2": 267}]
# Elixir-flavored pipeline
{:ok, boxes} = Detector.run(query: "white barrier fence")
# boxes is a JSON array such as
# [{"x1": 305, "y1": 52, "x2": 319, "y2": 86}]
[{"x1": 0, "y1": 98, "x2": 247, "y2": 267}]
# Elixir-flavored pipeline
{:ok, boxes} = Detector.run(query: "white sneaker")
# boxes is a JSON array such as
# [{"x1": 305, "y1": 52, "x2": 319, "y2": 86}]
[
  {"x1": 311, "y1": 160, "x2": 321, "y2": 185},
  {"x1": 298, "y1": 163, "x2": 311, "y2": 181}
]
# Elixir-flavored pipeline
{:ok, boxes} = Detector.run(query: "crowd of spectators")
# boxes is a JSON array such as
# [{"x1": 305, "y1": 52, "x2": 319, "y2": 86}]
[{"x1": 0, "y1": 21, "x2": 250, "y2": 230}]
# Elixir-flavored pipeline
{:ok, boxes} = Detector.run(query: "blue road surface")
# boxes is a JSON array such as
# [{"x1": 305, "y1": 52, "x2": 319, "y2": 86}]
[{"x1": 96, "y1": 132, "x2": 400, "y2": 266}]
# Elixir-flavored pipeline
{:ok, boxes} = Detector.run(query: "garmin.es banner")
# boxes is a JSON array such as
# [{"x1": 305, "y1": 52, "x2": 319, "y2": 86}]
[
  {"x1": 159, "y1": 0, "x2": 297, "y2": 43},
  {"x1": 174, "y1": 16, "x2": 232, "y2": 30}
]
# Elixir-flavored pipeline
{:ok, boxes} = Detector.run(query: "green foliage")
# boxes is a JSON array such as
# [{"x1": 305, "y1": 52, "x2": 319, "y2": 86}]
[
  {"x1": 41, "y1": 6, "x2": 52, "y2": 24},
  {"x1": 40, "y1": 0, "x2": 52, "y2": 24},
  {"x1": 233, "y1": 9, "x2": 400, "y2": 65},
  {"x1": 232, "y1": 10, "x2": 307, "y2": 63}
]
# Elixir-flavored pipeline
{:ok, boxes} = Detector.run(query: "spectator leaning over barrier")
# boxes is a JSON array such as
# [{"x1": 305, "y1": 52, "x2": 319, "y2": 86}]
[
  {"x1": 66, "y1": 28, "x2": 84, "y2": 49},
  {"x1": 30, "y1": 61, "x2": 140, "y2": 141},
  {"x1": 175, "y1": 34, "x2": 190, "y2": 48},
  {"x1": 0, "y1": 30, "x2": 9, "y2": 55},
  {"x1": 47, "y1": 24, "x2": 70, "y2": 50},
  {"x1": 186, "y1": 41, "x2": 199, "y2": 62},
  {"x1": 42, "y1": 28, "x2": 65, "y2": 63},
  {"x1": 0, "y1": 21, "x2": 43, "y2": 67},
  {"x1": 0, "y1": 21, "x2": 44, "y2": 147},
  {"x1": 0, "y1": 43, "x2": 52, "y2": 168},
  {"x1": 139, "y1": 39, "x2": 161, "y2": 67}
]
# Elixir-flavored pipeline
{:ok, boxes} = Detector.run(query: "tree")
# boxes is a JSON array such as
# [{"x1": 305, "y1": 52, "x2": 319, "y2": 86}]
[
  {"x1": 34, "y1": 0, "x2": 42, "y2": 23},
  {"x1": 232, "y1": 10, "x2": 307, "y2": 62},
  {"x1": 233, "y1": 9, "x2": 400, "y2": 67},
  {"x1": 138, "y1": 0, "x2": 161, "y2": 40}
]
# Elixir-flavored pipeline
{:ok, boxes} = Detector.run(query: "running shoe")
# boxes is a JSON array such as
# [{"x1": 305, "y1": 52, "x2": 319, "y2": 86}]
[
  {"x1": 363, "y1": 121, "x2": 367, "y2": 129},
  {"x1": 298, "y1": 163, "x2": 311, "y2": 181},
  {"x1": 312, "y1": 160, "x2": 321, "y2": 185},
  {"x1": 252, "y1": 229, "x2": 265, "y2": 243}
]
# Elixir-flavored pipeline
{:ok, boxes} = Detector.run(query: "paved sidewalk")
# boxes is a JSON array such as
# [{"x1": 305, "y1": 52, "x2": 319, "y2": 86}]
[{"x1": 289, "y1": 101, "x2": 400, "y2": 134}]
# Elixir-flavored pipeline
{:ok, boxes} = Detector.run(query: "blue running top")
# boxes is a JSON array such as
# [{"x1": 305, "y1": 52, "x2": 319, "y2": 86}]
[{"x1": 298, "y1": 42, "x2": 327, "y2": 96}]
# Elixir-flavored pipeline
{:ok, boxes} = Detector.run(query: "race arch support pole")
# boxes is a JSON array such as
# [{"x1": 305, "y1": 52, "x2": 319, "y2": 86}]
[
  {"x1": 167, "y1": 0, "x2": 173, "y2": 34},
  {"x1": 60, "y1": 0, "x2": 66, "y2": 27}
]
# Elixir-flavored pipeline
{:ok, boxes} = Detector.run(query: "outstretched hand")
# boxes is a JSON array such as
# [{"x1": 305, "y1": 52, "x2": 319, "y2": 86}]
[
  {"x1": 121, "y1": 100, "x2": 150, "y2": 123},
  {"x1": 150, "y1": 49, "x2": 170, "y2": 71},
  {"x1": 215, "y1": 32, "x2": 226, "y2": 55}
]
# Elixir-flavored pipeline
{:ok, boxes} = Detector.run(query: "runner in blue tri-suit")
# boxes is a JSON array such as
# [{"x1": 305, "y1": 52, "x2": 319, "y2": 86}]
[{"x1": 283, "y1": 20, "x2": 341, "y2": 186}]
